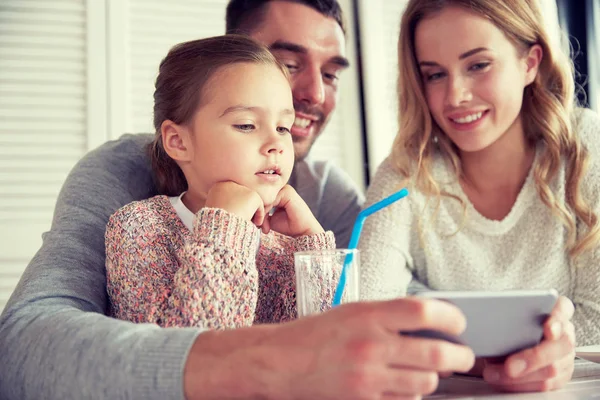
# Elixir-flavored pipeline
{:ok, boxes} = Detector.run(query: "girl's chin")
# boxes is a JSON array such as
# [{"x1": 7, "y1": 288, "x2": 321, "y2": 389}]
[
  {"x1": 258, "y1": 198, "x2": 276, "y2": 213},
  {"x1": 258, "y1": 188, "x2": 285, "y2": 206}
]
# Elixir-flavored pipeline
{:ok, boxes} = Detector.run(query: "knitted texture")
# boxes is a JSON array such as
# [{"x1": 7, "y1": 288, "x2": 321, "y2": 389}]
[
  {"x1": 359, "y1": 109, "x2": 600, "y2": 346},
  {"x1": 105, "y1": 195, "x2": 336, "y2": 329}
]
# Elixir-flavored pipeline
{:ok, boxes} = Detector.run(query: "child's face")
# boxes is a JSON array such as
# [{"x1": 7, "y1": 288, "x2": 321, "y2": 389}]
[
  {"x1": 185, "y1": 62, "x2": 295, "y2": 208},
  {"x1": 414, "y1": 6, "x2": 540, "y2": 154}
]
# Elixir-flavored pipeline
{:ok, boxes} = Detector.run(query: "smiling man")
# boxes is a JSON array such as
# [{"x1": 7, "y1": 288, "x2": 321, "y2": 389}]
[{"x1": 230, "y1": 0, "x2": 349, "y2": 161}]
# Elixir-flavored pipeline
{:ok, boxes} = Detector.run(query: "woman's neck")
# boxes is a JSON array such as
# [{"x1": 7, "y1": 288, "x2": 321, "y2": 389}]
[{"x1": 460, "y1": 119, "x2": 535, "y2": 195}]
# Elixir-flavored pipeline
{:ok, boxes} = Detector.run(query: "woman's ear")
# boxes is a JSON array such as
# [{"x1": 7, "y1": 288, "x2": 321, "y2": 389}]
[
  {"x1": 161, "y1": 120, "x2": 192, "y2": 162},
  {"x1": 524, "y1": 44, "x2": 543, "y2": 86}
]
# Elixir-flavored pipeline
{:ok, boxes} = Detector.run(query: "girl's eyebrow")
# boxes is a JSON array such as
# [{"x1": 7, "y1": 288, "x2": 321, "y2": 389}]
[
  {"x1": 220, "y1": 105, "x2": 294, "y2": 117},
  {"x1": 220, "y1": 105, "x2": 260, "y2": 117},
  {"x1": 419, "y1": 47, "x2": 490, "y2": 67}
]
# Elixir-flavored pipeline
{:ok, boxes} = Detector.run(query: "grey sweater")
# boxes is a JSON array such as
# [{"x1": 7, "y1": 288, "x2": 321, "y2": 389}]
[{"x1": 0, "y1": 134, "x2": 364, "y2": 400}]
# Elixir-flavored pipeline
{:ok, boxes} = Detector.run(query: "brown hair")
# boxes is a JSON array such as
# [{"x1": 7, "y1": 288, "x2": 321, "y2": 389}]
[
  {"x1": 150, "y1": 34, "x2": 289, "y2": 196},
  {"x1": 225, "y1": 0, "x2": 346, "y2": 36},
  {"x1": 393, "y1": 0, "x2": 599, "y2": 257}
]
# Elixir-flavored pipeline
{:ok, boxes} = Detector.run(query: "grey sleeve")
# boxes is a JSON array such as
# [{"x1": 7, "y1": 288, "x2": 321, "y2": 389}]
[
  {"x1": 0, "y1": 134, "x2": 201, "y2": 400},
  {"x1": 317, "y1": 163, "x2": 365, "y2": 248}
]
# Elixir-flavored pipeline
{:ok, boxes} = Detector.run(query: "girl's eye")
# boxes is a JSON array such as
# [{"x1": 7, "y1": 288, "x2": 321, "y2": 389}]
[
  {"x1": 233, "y1": 124, "x2": 255, "y2": 132},
  {"x1": 277, "y1": 126, "x2": 291, "y2": 135},
  {"x1": 470, "y1": 62, "x2": 490, "y2": 72}
]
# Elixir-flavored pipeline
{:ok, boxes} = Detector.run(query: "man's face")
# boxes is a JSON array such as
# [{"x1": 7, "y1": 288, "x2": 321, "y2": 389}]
[{"x1": 250, "y1": 1, "x2": 348, "y2": 161}]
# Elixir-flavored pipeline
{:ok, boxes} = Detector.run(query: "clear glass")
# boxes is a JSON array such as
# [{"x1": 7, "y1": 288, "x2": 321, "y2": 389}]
[{"x1": 294, "y1": 249, "x2": 360, "y2": 317}]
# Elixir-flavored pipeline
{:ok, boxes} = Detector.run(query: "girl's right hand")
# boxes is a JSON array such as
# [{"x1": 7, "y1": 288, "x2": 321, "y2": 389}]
[{"x1": 205, "y1": 181, "x2": 267, "y2": 227}]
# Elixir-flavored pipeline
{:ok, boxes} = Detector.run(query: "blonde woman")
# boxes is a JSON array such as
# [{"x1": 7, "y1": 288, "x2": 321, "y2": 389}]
[{"x1": 359, "y1": 0, "x2": 600, "y2": 393}]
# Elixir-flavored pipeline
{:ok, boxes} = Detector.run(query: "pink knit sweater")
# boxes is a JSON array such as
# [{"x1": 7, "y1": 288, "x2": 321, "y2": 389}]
[{"x1": 105, "y1": 195, "x2": 336, "y2": 329}]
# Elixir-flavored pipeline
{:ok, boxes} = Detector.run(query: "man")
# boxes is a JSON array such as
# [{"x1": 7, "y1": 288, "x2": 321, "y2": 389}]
[{"x1": 0, "y1": 2, "x2": 475, "y2": 399}]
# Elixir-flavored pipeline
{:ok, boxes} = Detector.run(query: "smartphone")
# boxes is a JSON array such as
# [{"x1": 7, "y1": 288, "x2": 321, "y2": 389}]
[{"x1": 402, "y1": 289, "x2": 559, "y2": 357}]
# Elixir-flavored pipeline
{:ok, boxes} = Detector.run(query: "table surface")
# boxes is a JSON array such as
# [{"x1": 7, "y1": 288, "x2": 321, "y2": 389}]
[{"x1": 425, "y1": 358, "x2": 600, "y2": 399}]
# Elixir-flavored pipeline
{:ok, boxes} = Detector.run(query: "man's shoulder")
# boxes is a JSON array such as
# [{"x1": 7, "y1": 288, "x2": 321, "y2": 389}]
[
  {"x1": 84, "y1": 134, "x2": 153, "y2": 169},
  {"x1": 295, "y1": 158, "x2": 362, "y2": 193},
  {"x1": 62, "y1": 134, "x2": 157, "y2": 209}
]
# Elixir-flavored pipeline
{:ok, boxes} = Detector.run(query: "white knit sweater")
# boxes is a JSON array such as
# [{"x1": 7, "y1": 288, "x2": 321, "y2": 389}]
[{"x1": 359, "y1": 109, "x2": 600, "y2": 346}]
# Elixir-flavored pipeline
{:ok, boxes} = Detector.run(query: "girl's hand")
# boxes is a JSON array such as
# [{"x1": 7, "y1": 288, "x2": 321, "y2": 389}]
[
  {"x1": 261, "y1": 185, "x2": 324, "y2": 237},
  {"x1": 205, "y1": 181, "x2": 267, "y2": 227},
  {"x1": 481, "y1": 296, "x2": 576, "y2": 392}
]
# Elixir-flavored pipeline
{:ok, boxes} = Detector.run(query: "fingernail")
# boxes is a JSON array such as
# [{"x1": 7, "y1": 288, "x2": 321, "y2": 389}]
[
  {"x1": 551, "y1": 321, "x2": 562, "y2": 338},
  {"x1": 509, "y1": 359, "x2": 527, "y2": 377}
]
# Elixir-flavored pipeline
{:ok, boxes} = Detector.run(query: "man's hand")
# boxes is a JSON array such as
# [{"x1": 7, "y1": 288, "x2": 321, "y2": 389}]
[{"x1": 184, "y1": 297, "x2": 475, "y2": 400}]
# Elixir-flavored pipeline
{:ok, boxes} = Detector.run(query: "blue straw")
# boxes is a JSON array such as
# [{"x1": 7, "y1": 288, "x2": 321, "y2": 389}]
[{"x1": 332, "y1": 188, "x2": 409, "y2": 306}]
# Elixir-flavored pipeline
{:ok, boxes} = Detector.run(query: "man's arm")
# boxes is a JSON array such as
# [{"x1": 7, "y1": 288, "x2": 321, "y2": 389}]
[{"x1": 0, "y1": 135, "x2": 200, "y2": 400}]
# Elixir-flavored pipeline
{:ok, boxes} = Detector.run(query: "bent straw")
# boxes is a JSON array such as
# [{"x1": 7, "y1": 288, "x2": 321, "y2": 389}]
[{"x1": 332, "y1": 188, "x2": 409, "y2": 306}]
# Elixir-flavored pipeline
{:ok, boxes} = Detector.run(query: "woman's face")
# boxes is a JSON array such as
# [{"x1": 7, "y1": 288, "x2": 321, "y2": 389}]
[{"x1": 414, "y1": 6, "x2": 541, "y2": 154}]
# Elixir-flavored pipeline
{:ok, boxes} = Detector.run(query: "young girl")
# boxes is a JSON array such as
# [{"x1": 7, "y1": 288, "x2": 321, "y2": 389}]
[
  {"x1": 105, "y1": 35, "x2": 335, "y2": 330},
  {"x1": 359, "y1": 0, "x2": 598, "y2": 392}
]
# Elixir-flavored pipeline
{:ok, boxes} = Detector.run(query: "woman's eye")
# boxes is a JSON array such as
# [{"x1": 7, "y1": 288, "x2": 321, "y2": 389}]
[
  {"x1": 276, "y1": 126, "x2": 291, "y2": 135},
  {"x1": 233, "y1": 124, "x2": 255, "y2": 132},
  {"x1": 470, "y1": 62, "x2": 490, "y2": 72},
  {"x1": 426, "y1": 72, "x2": 445, "y2": 82}
]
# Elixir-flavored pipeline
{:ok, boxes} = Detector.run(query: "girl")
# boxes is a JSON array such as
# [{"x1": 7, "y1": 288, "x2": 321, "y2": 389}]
[
  {"x1": 359, "y1": 0, "x2": 598, "y2": 392},
  {"x1": 105, "y1": 35, "x2": 335, "y2": 330}
]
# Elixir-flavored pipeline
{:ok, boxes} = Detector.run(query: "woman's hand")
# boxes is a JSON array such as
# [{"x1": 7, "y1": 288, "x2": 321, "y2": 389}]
[
  {"x1": 261, "y1": 185, "x2": 324, "y2": 237},
  {"x1": 481, "y1": 296, "x2": 576, "y2": 392}
]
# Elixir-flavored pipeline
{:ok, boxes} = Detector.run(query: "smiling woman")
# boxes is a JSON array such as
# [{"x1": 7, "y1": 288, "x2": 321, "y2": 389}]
[
  {"x1": 357, "y1": 0, "x2": 564, "y2": 175},
  {"x1": 415, "y1": 7, "x2": 542, "y2": 157},
  {"x1": 359, "y1": 0, "x2": 600, "y2": 394}
]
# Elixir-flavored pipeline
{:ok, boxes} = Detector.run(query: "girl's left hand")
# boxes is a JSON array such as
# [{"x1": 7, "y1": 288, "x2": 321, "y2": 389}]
[
  {"x1": 260, "y1": 185, "x2": 324, "y2": 237},
  {"x1": 482, "y1": 295, "x2": 576, "y2": 392}
]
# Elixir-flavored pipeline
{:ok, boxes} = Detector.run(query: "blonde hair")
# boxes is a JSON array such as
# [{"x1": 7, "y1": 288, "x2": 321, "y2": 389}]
[{"x1": 393, "y1": 0, "x2": 599, "y2": 257}]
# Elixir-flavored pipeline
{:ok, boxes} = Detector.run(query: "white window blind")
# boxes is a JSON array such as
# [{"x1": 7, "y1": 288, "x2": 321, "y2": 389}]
[{"x1": 0, "y1": 0, "x2": 88, "y2": 312}]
